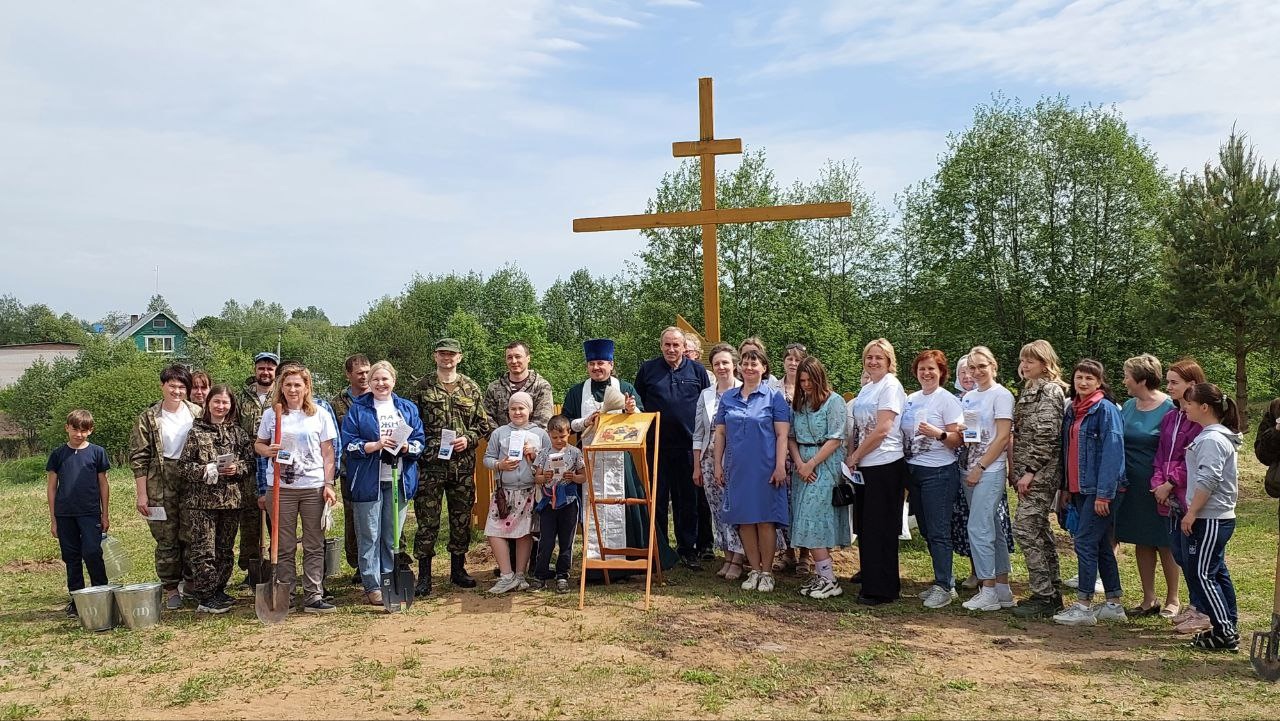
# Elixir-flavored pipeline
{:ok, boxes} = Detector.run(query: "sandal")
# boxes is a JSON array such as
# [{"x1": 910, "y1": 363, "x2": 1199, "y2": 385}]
[
  {"x1": 716, "y1": 561, "x2": 731, "y2": 578},
  {"x1": 1160, "y1": 603, "x2": 1181, "y2": 620},
  {"x1": 1126, "y1": 603, "x2": 1162, "y2": 617},
  {"x1": 724, "y1": 561, "x2": 744, "y2": 581}
]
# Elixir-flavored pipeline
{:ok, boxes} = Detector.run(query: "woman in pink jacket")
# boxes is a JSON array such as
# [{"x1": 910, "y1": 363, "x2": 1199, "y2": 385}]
[{"x1": 1150, "y1": 358, "x2": 1206, "y2": 633}]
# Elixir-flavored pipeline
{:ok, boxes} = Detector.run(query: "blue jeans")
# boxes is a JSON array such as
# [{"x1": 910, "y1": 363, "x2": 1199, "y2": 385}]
[
  {"x1": 965, "y1": 468, "x2": 1011, "y2": 580},
  {"x1": 57, "y1": 515, "x2": 107, "y2": 594},
  {"x1": 1184, "y1": 517, "x2": 1237, "y2": 636},
  {"x1": 1073, "y1": 493, "x2": 1122, "y2": 601},
  {"x1": 1168, "y1": 509, "x2": 1208, "y2": 613},
  {"x1": 352, "y1": 482, "x2": 407, "y2": 593},
  {"x1": 909, "y1": 463, "x2": 958, "y2": 589}
]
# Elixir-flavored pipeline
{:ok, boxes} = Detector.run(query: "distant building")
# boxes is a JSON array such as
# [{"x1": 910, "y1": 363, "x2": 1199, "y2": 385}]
[
  {"x1": 0, "y1": 342, "x2": 82, "y2": 388},
  {"x1": 111, "y1": 311, "x2": 190, "y2": 355}
]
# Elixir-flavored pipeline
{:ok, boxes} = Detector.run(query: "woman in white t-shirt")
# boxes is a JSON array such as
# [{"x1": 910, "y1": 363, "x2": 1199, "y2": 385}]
[
  {"x1": 901, "y1": 350, "x2": 965, "y2": 609},
  {"x1": 845, "y1": 338, "x2": 908, "y2": 605},
  {"x1": 255, "y1": 365, "x2": 337, "y2": 614},
  {"x1": 957, "y1": 346, "x2": 1017, "y2": 612}
]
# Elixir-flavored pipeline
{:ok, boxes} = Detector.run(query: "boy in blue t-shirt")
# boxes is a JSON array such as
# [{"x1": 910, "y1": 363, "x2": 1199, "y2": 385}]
[
  {"x1": 531, "y1": 415, "x2": 586, "y2": 592},
  {"x1": 46, "y1": 409, "x2": 112, "y2": 618}
]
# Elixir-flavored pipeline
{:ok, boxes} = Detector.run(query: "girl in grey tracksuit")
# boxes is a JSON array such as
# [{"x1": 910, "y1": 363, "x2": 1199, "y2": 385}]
[{"x1": 1179, "y1": 382, "x2": 1244, "y2": 651}]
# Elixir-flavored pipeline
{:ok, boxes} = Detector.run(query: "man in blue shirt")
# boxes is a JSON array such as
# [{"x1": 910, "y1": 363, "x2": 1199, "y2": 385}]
[{"x1": 633, "y1": 326, "x2": 710, "y2": 569}]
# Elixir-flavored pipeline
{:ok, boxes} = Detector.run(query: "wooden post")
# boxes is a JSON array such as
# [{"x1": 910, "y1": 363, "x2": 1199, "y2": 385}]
[{"x1": 572, "y1": 77, "x2": 852, "y2": 343}]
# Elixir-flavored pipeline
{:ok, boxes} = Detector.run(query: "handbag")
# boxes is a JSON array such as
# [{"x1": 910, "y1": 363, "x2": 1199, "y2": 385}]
[
  {"x1": 494, "y1": 486, "x2": 510, "y2": 519},
  {"x1": 832, "y1": 478, "x2": 856, "y2": 507}
]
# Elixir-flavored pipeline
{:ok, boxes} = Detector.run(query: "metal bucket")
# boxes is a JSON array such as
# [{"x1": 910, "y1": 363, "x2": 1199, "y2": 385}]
[
  {"x1": 71, "y1": 584, "x2": 120, "y2": 632},
  {"x1": 323, "y1": 538, "x2": 340, "y2": 578},
  {"x1": 114, "y1": 582, "x2": 163, "y2": 630}
]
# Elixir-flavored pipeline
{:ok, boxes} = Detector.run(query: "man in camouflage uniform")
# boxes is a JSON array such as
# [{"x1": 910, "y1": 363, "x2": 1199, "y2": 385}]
[
  {"x1": 1010, "y1": 373, "x2": 1068, "y2": 619},
  {"x1": 129, "y1": 364, "x2": 203, "y2": 608},
  {"x1": 235, "y1": 351, "x2": 278, "y2": 587},
  {"x1": 483, "y1": 340, "x2": 554, "y2": 428},
  {"x1": 409, "y1": 338, "x2": 494, "y2": 596},
  {"x1": 330, "y1": 353, "x2": 371, "y2": 585}
]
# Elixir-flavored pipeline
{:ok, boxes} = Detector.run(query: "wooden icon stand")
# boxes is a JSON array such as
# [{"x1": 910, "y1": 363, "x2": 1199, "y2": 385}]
[{"x1": 578, "y1": 411, "x2": 662, "y2": 610}]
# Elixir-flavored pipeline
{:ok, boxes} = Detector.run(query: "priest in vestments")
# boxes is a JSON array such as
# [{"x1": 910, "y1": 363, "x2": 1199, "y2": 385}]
[{"x1": 563, "y1": 338, "x2": 677, "y2": 577}]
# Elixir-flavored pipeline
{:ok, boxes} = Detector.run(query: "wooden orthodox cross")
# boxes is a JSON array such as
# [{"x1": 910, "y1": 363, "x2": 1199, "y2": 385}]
[{"x1": 572, "y1": 77, "x2": 852, "y2": 342}]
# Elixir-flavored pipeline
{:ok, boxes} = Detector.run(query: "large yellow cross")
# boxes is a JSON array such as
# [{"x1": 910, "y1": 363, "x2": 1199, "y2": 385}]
[{"x1": 573, "y1": 77, "x2": 852, "y2": 343}]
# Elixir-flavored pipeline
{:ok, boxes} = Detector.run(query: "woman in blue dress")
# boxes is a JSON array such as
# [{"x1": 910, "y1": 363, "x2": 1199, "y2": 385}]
[
  {"x1": 714, "y1": 347, "x2": 792, "y2": 593},
  {"x1": 788, "y1": 356, "x2": 849, "y2": 600}
]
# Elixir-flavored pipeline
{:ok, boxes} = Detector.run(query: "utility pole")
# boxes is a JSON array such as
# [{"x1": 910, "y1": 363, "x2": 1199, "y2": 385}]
[{"x1": 276, "y1": 327, "x2": 282, "y2": 359}]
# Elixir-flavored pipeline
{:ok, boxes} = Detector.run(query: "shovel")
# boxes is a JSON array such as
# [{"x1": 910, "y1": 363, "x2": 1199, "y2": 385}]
[
  {"x1": 382, "y1": 465, "x2": 415, "y2": 613},
  {"x1": 256, "y1": 404, "x2": 291, "y2": 624},
  {"x1": 1251, "y1": 539, "x2": 1280, "y2": 680}
]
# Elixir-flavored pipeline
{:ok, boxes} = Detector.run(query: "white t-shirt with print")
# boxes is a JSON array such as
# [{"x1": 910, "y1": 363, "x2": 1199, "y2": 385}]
[
  {"x1": 960, "y1": 384, "x2": 1015, "y2": 473},
  {"x1": 374, "y1": 398, "x2": 404, "y2": 484},
  {"x1": 257, "y1": 407, "x2": 337, "y2": 490},
  {"x1": 159, "y1": 405, "x2": 194, "y2": 459},
  {"x1": 901, "y1": 388, "x2": 964, "y2": 468},
  {"x1": 847, "y1": 374, "x2": 907, "y2": 467}
]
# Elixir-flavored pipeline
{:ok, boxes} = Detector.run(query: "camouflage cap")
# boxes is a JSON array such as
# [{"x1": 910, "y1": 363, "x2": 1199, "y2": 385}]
[{"x1": 434, "y1": 338, "x2": 462, "y2": 353}]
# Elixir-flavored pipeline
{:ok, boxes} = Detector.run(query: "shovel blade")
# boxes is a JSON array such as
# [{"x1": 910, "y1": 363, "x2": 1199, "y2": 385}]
[
  {"x1": 381, "y1": 575, "x2": 404, "y2": 613},
  {"x1": 397, "y1": 566, "x2": 416, "y2": 610},
  {"x1": 1251, "y1": 631, "x2": 1280, "y2": 681},
  {"x1": 255, "y1": 581, "x2": 291, "y2": 624}
]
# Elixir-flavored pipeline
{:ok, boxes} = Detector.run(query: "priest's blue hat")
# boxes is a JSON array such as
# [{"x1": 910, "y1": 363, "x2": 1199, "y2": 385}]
[{"x1": 583, "y1": 338, "x2": 615, "y2": 362}]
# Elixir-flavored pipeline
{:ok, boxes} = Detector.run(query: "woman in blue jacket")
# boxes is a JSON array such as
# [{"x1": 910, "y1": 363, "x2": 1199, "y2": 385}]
[
  {"x1": 340, "y1": 361, "x2": 425, "y2": 606},
  {"x1": 1054, "y1": 359, "x2": 1127, "y2": 627}
]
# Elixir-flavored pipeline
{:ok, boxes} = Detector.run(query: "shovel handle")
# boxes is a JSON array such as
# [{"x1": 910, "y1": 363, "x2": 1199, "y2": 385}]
[
  {"x1": 1272, "y1": 533, "x2": 1280, "y2": 616},
  {"x1": 270, "y1": 403, "x2": 283, "y2": 566}
]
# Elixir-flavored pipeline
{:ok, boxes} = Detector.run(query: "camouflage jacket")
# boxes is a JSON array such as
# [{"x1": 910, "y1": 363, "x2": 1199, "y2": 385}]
[
  {"x1": 175, "y1": 418, "x2": 253, "y2": 510},
  {"x1": 128, "y1": 400, "x2": 204, "y2": 500},
  {"x1": 410, "y1": 373, "x2": 494, "y2": 474},
  {"x1": 237, "y1": 377, "x2": 272, "y2": 437},
  {"x1": 1011, "y1": 378, "x2": 1067, "y2": 484},
  {"x1": 483, "y1": 370, "x2": 555, "y2": 428}
]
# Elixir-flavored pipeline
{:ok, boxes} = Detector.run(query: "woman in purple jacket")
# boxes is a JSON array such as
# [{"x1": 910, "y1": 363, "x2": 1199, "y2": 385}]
[{"x1": 1151, "y1": 358, "x2": 1208, "y2": 633}]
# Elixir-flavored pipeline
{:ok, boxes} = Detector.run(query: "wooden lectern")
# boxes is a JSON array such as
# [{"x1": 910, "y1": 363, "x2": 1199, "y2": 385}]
[{"x1": 578, "y1": 411, "x2": 662, "y2": 610}]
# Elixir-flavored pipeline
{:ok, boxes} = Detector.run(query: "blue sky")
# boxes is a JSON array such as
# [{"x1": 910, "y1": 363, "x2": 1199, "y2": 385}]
[{"x1": 2, "y1": 1, "x2": 1277, "y2": 325}]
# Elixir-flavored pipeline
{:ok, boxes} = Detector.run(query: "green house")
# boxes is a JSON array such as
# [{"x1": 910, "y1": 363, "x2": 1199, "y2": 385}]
[{"x1": 111, "y1": 311, "x2": 190, "y2": 355}]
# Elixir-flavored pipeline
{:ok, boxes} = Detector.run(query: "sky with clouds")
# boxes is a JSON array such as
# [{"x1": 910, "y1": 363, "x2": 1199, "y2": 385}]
[{"x1": 2, "y1": 0, "x2": 1277, "y2": 325}]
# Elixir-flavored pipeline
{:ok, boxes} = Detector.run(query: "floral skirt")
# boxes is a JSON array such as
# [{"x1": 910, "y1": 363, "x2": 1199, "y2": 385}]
[{"x1": 484, "y1": 487, "x2": 536, "y2": 539}]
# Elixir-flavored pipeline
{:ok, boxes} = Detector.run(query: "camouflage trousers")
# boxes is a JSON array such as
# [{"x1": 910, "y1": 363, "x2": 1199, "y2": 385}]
[
  {"x1": 414, "y1": 466, "x2": 476, "y2": 560},
  {"x1": 148, "y1": 461, "x2": 189, "y2": 588},
  {"x1": 1013, "y1": 477, "x2": 1062, "y2": 597},
  {"x1": 181, "y1": 508, "x2": 239, "y2": 600}
]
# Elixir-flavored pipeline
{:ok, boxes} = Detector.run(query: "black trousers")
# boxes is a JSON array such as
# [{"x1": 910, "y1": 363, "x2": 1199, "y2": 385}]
[
  {"x1": 855, "y1": 459, "x2": 906, "y2": 601},
  {"x1": 535, "y1": 502, "x2": 579, "y2": 580},
  {"x1": 57, "y1": 515, "x2": 107, "y2": 594},
  {"x1": 656, "y1": 449, "x2": 697, "y2": 556}
]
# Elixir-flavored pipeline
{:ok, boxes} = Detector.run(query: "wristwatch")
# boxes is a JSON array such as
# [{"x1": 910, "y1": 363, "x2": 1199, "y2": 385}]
[{"x1": 977, "y1": 460, "x2": 988, "y2": 471}]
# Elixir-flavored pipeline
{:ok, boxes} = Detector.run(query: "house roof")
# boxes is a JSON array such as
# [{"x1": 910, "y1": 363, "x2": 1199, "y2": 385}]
[
  {"x1": 0, "y1": 342, "x2": 81, "y2": 351},
  {"x1": 111, "y1": 310, "x2": 190, "y2": 341}
]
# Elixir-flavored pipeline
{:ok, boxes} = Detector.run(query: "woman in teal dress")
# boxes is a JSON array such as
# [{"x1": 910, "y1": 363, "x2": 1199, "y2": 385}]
[
  {"x1": 1114, "y1": 354, "x2": 1179, "y2": 616},
  {"x1": 787, "y1": 357, "x2": 850, "y2": 600}
]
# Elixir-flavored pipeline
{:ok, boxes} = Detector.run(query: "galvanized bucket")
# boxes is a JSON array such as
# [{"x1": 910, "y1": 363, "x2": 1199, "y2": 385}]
[
  {"x1": 71, "y1": 584, "x2": 120, "y2": 632},
  {"x1": 323, "y1": 537, "x2": 340, "y2": 578},
  {"x1": 114, "y1": 582, "x2": 163, "y2": 630}
]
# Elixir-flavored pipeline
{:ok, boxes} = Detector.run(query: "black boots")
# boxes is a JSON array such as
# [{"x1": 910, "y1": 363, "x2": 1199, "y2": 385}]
[
  {"x1": 414, "y1": 558, "x2": 432, "y2": 597},
  {"x1": 451, "y1": 554, "x2": 477, "y2": 588},
  {"x1": 1012, "y1": 592, "x2": 1063, "y2": 619}
]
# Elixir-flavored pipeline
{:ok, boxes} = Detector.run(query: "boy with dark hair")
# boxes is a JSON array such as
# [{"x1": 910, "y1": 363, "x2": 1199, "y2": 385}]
[
  {"x1": 531, "y1": 414, "x2": 586, "y2": 592},
  {"x1": 47, "y1": 410, "x2": 112, "y2": 617}
]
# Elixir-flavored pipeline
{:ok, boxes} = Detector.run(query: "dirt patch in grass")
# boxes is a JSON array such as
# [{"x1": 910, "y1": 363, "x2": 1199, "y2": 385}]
[{"x1": 1, "y1": 559, "x2": 60, "y2": 573}]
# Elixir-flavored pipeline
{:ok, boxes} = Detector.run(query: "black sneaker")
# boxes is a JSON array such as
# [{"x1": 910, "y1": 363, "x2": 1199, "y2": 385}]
[
  {"x1": 213, "y1": 590, "x2": 236, "y2": 606},
  {"x1": 321, "y1": 587, "x2": 335, "y2": 603},
  {"x1": 1191, "y1": 629, "x2": 1239, "y2": 652},
  {"x1": 527, "y1": 577, "x2": 546, "y2": 591},
  {"x1": 197, "y1": 597, "x2": 232, "y2": 614},
  {"x1": 64, "y1": 601, "x2": 78, "y2": 618},
  {"x1": 303, "y1": 599, "x2": 337, "y2": 614},
  {"x1": 680, "y1": 554, "x2": 703, "y2": 571},
  {"x1": 555, "y1": 578, "x2": 571, "y2": 594}
]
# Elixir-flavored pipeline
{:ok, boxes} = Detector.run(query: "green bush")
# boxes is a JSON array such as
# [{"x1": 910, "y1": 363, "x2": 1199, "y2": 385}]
[
  {"x1": 0, "y1": 455, "x2": 47, "y2": 485},
  {"x1": 43, "y1": 362, "x2": 164, "y2": 461}
]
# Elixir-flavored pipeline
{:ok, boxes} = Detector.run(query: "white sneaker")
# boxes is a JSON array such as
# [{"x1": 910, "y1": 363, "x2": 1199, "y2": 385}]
[
  {"x1": 488, "y1": 573, "x2": 521, "y2": 594},
  {"x1": 1053, "y1": 602, "x2": 1098, "y2": 626},
  {"x1": 757, "y1": 572, "x2": 775, "y2": 593},
  {"x1": 960, "y1": 574, "x2": 980, "y2": 590},
  {"x1": 996, "y1": 586, "x2": 1016, "y2": 609},
  {"x1": 1095, "y1": 601, "x2": 1128, "y2": 622},
  {"x1": 515, "y1": 574, "x2": 531, "y2": 591},
  {"x1": 799, "y1": 577, "x2": 822, "y2": 597},
  {"x1": 962, "y1": 587, "x2": 1002, "y2": 612},
  {"x1": 917, "y1": 587, "x2": 932, "y2": 600},
  {"x1": 741, "y1": 570, "x2": 761, "y2": 591},
  {"x1": 922, "y1": 585, "x2": 955, "y2": 609},
  {"x1": 1064, "y1": 575, "x2": 1079, "y2": 590},
  {"x1": 808, "y1": 577, "x2": 843, "y2": 599}
]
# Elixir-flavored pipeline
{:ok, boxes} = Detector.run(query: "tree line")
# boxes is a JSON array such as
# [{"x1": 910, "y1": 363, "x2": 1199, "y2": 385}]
[{"x1": 3, "y1": 94, "x2": 1278, "y2": 459}]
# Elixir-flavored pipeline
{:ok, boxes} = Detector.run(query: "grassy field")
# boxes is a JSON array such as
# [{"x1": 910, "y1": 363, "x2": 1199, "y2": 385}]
[{"x1": 4, "y1": 451, "x2": 1280, "y2": 719}]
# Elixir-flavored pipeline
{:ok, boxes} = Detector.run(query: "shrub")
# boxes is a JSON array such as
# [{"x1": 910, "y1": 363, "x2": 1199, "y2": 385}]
[
  {"x1": 0, "y1": 455, "x2": 47, "y2": 485},
  {"x1": 43, "y1": 362, "x2": 165, "y2": 461}
]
